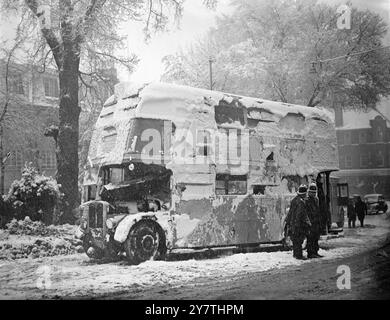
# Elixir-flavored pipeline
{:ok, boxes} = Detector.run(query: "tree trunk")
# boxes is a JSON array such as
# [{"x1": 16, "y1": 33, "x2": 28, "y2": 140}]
[
  {"x1": 0, "y1": 124, "x2": 4, "y2": 195},
  {"x1": 57, "y1": 47, "x2": 81, "y2": 224}
]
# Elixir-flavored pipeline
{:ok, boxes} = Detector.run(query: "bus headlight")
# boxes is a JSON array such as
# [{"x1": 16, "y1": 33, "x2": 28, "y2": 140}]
[{"x1": 106, "y1": 218, "x2": 115, "y2": 230}]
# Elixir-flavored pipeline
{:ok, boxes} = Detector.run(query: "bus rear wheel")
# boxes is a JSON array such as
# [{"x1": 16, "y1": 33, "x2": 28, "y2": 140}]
[{"x1": 124, "y1": 220, "x2": 166, "y2": 264}]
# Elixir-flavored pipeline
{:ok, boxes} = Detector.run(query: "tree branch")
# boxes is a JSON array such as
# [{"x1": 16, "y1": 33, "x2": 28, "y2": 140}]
[
  {"x1": 76, "y1": 0, "x2": 108, "y2": 43},
  {"x1": 307, "y1": 82, "x2": 321, "y2": 107},
  {"x1": 24, "y1": 0, "x2": 63, "y2": 68},
  {"x1": 0, "y1": 19, "x2": 27, "y2": 124}
]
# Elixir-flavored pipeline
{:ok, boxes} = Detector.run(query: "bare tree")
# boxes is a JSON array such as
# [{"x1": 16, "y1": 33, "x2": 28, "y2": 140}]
[
  {"x1": 163, "y1": 0, "x2": 390, "y2": 110},
  {"x1": 1, "y1": 0, "x2": 216, "y2": 223}
]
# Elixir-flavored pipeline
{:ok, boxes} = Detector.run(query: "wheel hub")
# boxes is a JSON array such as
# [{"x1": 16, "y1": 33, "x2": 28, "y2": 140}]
[{"x1": 141, "y1": 235, "x2": 155, "y2": 252}]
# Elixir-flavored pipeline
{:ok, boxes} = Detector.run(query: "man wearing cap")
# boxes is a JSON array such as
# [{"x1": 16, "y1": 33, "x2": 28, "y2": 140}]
[
  {"x1": 284, "y1": 184, "x2": 312, "y2": 260},
  {"x1": 306, "y1": 183, "x2": 323, "y2": 258}
]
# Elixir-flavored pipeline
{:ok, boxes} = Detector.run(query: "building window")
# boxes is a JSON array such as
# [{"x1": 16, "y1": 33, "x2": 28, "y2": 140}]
[
  {"x1": 351, "y1": 131, "x2": 359, "y2": 145},
  {"x1": 339, "y1": 156, "x2": 344, "y2": 169},
  {"x1": 368, "y1": 152, "x2": 373, "y2": 166},
  {"x1": 41, "y1": 151, "x2": 56, "y2": 170},
  {"x1": 345, "y1": 155, "x2": 352, "y2": 168},
  {"x1": 376, "y1": 126, "x2": 384, "y2": 142},
  {"x1": 216, "y1": 174, "x2": 247, "y2": 195},
  {"x1": 338, "y1": 132, "x2": 344, "y2": 145},
  {"x1": 8, "y1": 151, "x2": 23, "y2": 169},
  {"x1": 360, "y1": 154, "x2": 368, "y2": 168},
  {"x1": 359, "y1": 131, "x2": 367, "y2": 144},
  {"x1": 43, "y1": 77, "x2": 59, "y2": 98},
  {"x1": 343, "y1": 132, "x2": 351, "y2": 145},
  {"x1": 377, "y1": 151, "x2": 384, "y2": 167},
  {"x1": 388, "y1": 150, "x2": 390, "y2": 166},
  {"x1": 9, "y1": 74, "x2": 24, "y2": 94},
  {"x1": 367, "y1": 131, "x2": 373, "y2": 143}
]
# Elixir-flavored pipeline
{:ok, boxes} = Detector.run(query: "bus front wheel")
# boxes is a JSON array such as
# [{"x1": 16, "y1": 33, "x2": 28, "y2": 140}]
[{"x1": 124, "y1": 220, "x2": 166, "y2": 264}]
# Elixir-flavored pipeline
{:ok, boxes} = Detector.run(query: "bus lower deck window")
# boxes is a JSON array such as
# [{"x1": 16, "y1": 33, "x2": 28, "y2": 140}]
[
  {"x1": 253, "y1": 185, "x2": 266, "y2": 195},
  {"x1": 216, "y1": 174, "x2": 247, "y2": 195}
]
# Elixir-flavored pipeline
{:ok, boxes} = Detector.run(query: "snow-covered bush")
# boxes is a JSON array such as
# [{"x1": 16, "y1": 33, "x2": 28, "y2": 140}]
[
  {"x1": 5, "y1": 217, "x2": 60, "y2": 236},
  {"x1": 4, "y1": 164, "x2": 63, "y2": 225},
  {"x1": 0, "y1": 218, "x2": 82, "y2": 260}
]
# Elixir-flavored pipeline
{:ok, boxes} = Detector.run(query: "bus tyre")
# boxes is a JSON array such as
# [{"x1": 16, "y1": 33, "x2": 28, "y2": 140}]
[
  {"x1": 124, "y1": 220, "x2": 167, "y2": 265},
  {"x1": 83, "y1": 233, "x2": 104, "y2": 260}
]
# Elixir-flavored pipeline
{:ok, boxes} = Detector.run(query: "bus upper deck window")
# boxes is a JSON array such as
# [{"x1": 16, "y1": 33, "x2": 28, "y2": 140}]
[{"x1": 214, "y1": 102, "x2": 245, "y2": 126}]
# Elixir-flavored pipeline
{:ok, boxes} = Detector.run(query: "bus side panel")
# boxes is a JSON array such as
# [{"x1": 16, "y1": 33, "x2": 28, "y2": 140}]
[
  {"x1": 173, "y1": 198, "x2": 214, "y2": 248},
  {"x1": 252, "y1": 196, "x2": 286, "y2": 242},
  {"x1": 173, "y1": 195, "x2": 286, "y2": 248}
]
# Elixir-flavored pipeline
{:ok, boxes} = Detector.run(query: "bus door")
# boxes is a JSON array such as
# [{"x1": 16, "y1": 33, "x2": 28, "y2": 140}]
[{"x1": 336, "y1": 182, "x2": 349, "y2": 228}]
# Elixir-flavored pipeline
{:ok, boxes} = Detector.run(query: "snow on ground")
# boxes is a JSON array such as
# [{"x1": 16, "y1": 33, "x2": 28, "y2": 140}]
[
  {"x1": 0, "y1": 219, "x2": 82, "y2": 261},
  {"x1": 0, "y1": 237, "x2": 361, "y2": 298},
  {"x1": 52, "y1": 246, "x2": 355, "y2": 296},
  {"x1": 0, "y1": 213, "x2": 389, "y2": 299}
]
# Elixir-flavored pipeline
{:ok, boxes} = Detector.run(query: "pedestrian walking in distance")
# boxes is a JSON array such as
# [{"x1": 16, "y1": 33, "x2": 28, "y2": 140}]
[
  {"x1": 284, "y1": 184, "x2": 311, "y2": 260},
  {"x1": 355, "y1": 196, "x2": 367, "y2": 227},
  {"x1": 347, "y1": 197, "x2": 356, "y2": 228},
  {"x1": 306, "y1": 183, "x2": 323, "y2": 259}
]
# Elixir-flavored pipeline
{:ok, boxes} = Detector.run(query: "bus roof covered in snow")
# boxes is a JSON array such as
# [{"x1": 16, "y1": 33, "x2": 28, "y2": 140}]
[{"x1": 85, "y1": 82, "x2": 339, "y2": 186}]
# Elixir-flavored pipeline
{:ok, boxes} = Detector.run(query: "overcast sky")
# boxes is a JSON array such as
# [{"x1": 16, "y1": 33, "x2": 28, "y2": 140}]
[
  {"x1": 0, "y1": 0, "x2": 389, "y2": 83},
  {"x1": 122, "y1": 0, "x2": 390, "y2": 83},
  {"x1": 120, "y1": 0, "x2": 233, "y2": 82}
]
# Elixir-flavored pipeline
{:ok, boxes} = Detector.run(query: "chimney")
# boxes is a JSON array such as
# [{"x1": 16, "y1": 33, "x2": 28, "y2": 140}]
[{"x1": 334, "y1": 105, "x2": 343, "y2": 127}]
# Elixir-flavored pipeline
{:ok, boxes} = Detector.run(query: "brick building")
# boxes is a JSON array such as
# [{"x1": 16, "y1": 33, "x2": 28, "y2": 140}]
[
  {"x1": 0, "y1": 62, "x2": 60, "y2": 193},
  {"x1": 0, "y1": 61, "x2": 116, "y2": 193},
  {"x1": 334, "y1": 98, "x2": 390, "y2": 198}
]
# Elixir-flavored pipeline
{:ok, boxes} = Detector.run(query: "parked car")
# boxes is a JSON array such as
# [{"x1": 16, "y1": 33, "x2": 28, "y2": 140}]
[{"x1": 363, "y1": 194, "x2": 388, "y2": 215}]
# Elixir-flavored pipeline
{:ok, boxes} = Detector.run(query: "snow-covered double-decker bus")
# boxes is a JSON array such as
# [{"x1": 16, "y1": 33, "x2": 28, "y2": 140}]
[{"x1": 76, "y1": 82, "x2": 339, "y2": 264}]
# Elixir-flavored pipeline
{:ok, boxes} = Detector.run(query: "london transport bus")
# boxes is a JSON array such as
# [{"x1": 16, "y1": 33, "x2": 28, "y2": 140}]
[{"x1": 75, "y1": 82, "x2": 340, "y2": 264}]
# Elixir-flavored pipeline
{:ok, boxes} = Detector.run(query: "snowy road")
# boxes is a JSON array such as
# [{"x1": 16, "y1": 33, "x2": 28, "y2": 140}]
[{"x1": 0, "y1": 213, "x2": 389, "y2": 299}]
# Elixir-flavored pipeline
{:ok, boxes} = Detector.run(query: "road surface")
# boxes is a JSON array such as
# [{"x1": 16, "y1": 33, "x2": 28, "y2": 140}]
[{"x1": 0, "y1": 213, "x2": 389, "y2": 300}]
